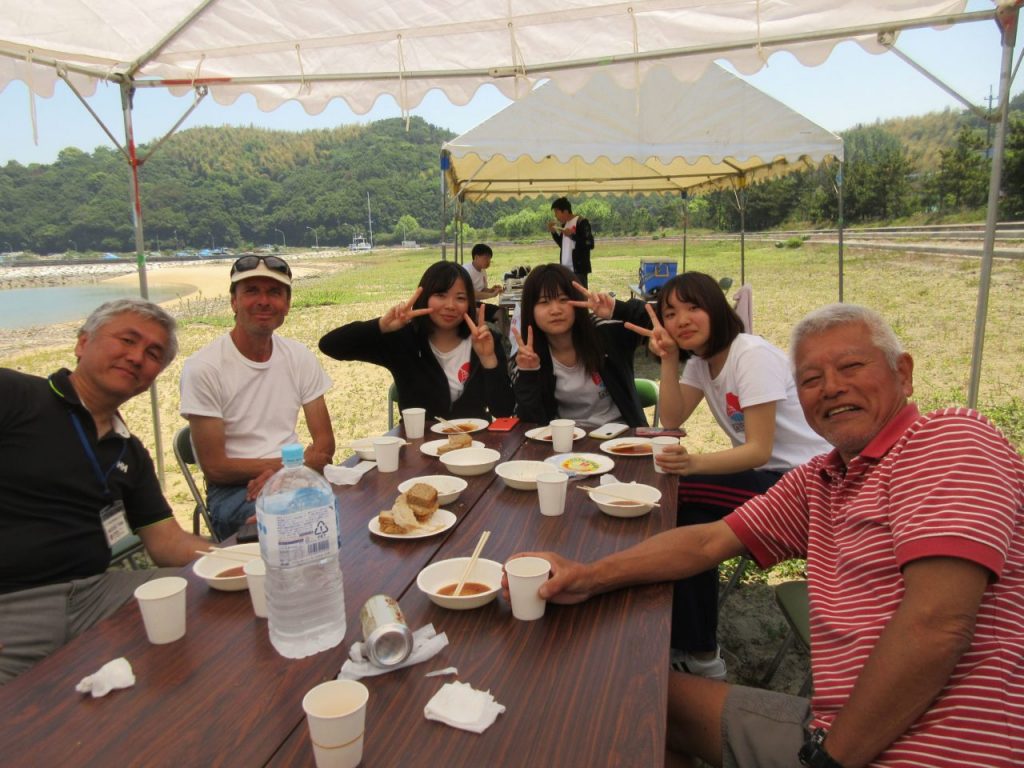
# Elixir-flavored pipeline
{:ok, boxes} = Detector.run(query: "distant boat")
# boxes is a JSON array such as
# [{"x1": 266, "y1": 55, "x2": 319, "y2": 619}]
[{"x1": 349, "y1": 234, "x2": 372, "y2": 251}]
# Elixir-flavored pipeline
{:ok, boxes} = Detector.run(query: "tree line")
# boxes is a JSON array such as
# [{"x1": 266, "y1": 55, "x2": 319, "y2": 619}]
[{"x1": 1, "y1": 95, "x2": 1021, "y2": 256}]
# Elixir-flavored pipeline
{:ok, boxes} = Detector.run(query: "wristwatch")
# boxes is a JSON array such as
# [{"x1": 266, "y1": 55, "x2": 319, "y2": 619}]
[{"x1": 798, "y1": 728, "x2": 845, "y2": 768}]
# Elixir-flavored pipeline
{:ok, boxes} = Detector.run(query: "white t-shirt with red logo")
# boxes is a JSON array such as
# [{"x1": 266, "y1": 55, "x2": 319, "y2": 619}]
[
  {"x1": 551, "y1": 357, "x2": 622, "y2": 428},
  {"x1": 429, "y1": 338, "x2": 472, "y2": 405},
  {"x1": 679, "y1": 333, "x2": 828, "y2": 471}
]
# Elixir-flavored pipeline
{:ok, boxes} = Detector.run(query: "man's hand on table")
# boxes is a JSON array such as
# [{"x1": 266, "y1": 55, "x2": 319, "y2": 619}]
[{"x1": 502, "y1": 552, "x2": 595, "y2": 605}]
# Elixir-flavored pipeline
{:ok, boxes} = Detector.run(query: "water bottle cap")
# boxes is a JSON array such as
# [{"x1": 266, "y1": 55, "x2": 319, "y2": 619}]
[{"x1": 281, "y1": 443, "x2": 304, "y2": 463}]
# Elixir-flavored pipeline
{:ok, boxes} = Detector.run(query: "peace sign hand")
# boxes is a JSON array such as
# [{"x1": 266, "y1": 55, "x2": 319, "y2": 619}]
[
  {"x1": 379, "y1": 287, "x2": 434, "y2": 333},
  {"x1": 464, "y1": 305, "x2": 498, "y2": 368},
  {"x1": 512, "y1": 324, "x2": 541, "y2": 370},
  {"x1": 569, "y1": 281, "x2": 615, "y2": 319},
  {"x1": 625, "y1": 303, "x2": 678, "y2": 361}
]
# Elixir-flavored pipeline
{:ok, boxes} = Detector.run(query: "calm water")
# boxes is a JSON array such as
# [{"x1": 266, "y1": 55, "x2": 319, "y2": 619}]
[{"x1": 0, "y1": 283, "x2": 194, "y2": 329}]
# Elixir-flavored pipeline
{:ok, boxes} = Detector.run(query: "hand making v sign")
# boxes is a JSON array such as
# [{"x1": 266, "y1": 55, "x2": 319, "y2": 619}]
[
  {"x1": 463, "y1": 304, "x2": 500, "y2": 369},
  {"x1": 378, "y1": 286, "x2": 434, "y2": 333},
  {"x1": 511, "y1": 324, "x2": 540, "y2": 371},
  {"x1": 568, "y1": 281, "x2": 615, "y2": 319}
]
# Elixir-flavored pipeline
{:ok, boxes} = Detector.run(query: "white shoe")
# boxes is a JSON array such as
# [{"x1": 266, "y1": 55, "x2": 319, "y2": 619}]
[{"x1": 670, "y1": 647, "x2": 727, "y2": 681}]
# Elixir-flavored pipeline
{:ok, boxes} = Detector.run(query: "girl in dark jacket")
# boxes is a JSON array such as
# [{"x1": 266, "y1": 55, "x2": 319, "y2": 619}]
[
  {"x1": 511, "y1": 263, "x2": 650, "y2": 428},
  {"x1": 318, "y1": 261, "x2": 514, "y2": 422}
]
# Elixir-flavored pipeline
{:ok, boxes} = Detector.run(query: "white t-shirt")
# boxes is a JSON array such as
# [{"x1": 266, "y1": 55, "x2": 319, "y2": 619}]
[
  {"x1": 560, "y1": 215, "x2": 578, "y2": 270},
  {"x1": 462, "y1": 262, "x2": 487, "y2": 294},
  {"x1": 680, "y1": 333, "x2": 830, "y2": 471},
  {"x1": 179, "y1": 334, "x2": 332, "y2": 460},
  {"x1": 552, "y1": 357, "x2": 622, "y2": 428},
  {"x1": 429, "y1": 337, "x2": 472, "y2": 405}
]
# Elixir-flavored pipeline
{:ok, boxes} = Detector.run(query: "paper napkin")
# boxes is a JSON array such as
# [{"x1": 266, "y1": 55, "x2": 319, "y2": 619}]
[
  {"x1": 75, "y1": 657, "x2": 135, "y2": 698},
  {"x1": 323, "y1": 460, "x2": 376, "y2": 486},
  {"x1": 338, "y1": 624, "x2": 448, "y2": 680},
  {"x1": 424, "y1": 681, "x2": 506, "y2": 734}
]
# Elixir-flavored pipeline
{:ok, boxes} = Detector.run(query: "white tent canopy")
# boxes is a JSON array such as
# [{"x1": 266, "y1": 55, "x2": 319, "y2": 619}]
[{"x1": 442, "y1": 64, "x2": 843, "y2": 202}]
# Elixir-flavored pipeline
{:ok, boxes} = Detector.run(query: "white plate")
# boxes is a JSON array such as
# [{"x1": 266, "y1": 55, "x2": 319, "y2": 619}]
[
  {"x1": 525, "y1": 426, "x2": 587, "y2": 442},
  {"x1": 599, "y1": 437, "x2": 654, "y2": 457},
  {"x1": 544, "y1": 452, "x2": 615, "y2": 476},
  {"x1": 420, "y1": 439, "x2": 485, "y2": 457},
  {"x1": 429, "y1": 418, "x2": 490, "y2": 435},
  {"x1": 368, "y1": 508, "x2": 457, "y2": 540}
]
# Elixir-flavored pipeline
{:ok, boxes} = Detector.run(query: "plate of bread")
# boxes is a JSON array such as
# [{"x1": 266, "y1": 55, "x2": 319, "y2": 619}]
[
  {"x1": 370, "y1": 482, "x2": 457, "y2": 539},
  {"x1": 429, "y1": 418, "x2": 489, "y2": 435},
  {"x1": 420, "y1": 433, "x2": 484, "y2": 457}
]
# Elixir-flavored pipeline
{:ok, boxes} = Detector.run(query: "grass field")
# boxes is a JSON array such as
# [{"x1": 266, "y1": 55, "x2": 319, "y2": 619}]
[{"x1": 3, "y1": 238, "x2": 1021, "y2": 536}]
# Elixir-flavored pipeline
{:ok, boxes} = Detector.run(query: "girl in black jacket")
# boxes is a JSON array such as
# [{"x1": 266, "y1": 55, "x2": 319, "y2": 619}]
[
  {"x1": 511, "y1": 264, "x2": 650, "y2": 428},
  {"x1": 319, "y1": 261, "x2": 514, "y2": 422}
]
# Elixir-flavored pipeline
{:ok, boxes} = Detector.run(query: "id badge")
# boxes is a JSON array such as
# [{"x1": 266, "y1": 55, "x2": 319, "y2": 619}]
[{"x1": 100, "y1": 500, "x2": 131, "y2": 547}]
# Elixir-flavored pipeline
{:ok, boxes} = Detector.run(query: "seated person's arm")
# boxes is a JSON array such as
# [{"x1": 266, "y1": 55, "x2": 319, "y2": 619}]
[
  {"x1": 302, "y1": 396, "x2": 335, "y2": 472},
  {"x1": 136, "y1": 517, "x2": 210, "y2": 566},
  {"x1": 188, "y1": 414, "x2": 282, "y2": 486},
  {"x1": 662, "y1": 401, "x2": 777, "y2": 476},
  {"x1": 477, "y1": 285, "x2": 502, "y2": 300},
  {"x1": 821, "y1": 556, "x2": 989, "y2": 767}
]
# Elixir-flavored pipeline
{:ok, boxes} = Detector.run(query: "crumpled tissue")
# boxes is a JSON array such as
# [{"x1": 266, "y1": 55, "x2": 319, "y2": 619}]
[
  {"x1": 424, "y1": 681, "x2": 506, "y2": 734},
  {"x1": 75, "y1": 657, "x2": 135, "y2": 698},
  {"x1": 323, "y1": 461, "x2": 376, "y2": 486},
  {"x1": 338, "y1": 624, "x2": 448, "y2": 680}
]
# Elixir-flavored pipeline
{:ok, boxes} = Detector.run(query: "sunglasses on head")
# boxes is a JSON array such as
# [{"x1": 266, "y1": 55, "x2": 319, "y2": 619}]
[{"x1": 230, "y1": 255, "x2": 292, "y2": 278}]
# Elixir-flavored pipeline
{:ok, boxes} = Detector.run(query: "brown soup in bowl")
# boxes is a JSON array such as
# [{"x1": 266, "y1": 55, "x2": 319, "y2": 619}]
[{"x1": 437, "y1": 581, "x2": 491, "y2": 596}]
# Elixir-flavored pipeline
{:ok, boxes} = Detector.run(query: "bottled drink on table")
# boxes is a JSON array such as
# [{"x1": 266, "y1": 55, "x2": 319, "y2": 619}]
[{"x1": 256, "y1": 443, "x2": 346, "y2": 659}]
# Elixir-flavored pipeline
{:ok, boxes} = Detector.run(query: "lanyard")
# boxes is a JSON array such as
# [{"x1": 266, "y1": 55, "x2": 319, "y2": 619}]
[{"x1": 69, "y1": 411, "x2": 127, "y2": 497}]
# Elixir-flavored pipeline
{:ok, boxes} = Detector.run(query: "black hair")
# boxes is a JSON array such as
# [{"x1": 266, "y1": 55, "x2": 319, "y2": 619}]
[
  {"x1": 519, "y1": 263, "x2": 602, "y2": 375},
  {"x1": 471, "y1": 243, "x2": 493, "y2": 258},
  {"x1": 656, "y1": 272, "x2": 743, "y2": 359},
  {"x1": 412, "y1": 260, "x2": 475, "y2": 338},
  {"x1": 551, "y1": 196, "x2": 572, "y2": 214}
]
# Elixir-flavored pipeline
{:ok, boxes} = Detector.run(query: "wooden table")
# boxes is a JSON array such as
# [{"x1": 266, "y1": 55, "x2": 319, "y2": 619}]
[{"x1": 0, "y1": 425, "x2": 675, "y2": 767}]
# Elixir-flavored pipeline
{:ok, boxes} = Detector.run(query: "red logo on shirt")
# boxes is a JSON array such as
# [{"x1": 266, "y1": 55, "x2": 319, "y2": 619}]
[
  {"x1": 592, "y1": 372, "x2": 604, "y2": 387},
  {"x1": 726, "y1": 392, "x2": 745, "y2": 434},
  {"x1": 458, "y1": 363, "x2": 471, "y2": 383}
]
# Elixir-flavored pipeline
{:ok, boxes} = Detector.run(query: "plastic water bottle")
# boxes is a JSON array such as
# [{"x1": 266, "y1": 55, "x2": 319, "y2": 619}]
[{"x1": 256, "y1": 443, "x2": 346, "y2": 658}]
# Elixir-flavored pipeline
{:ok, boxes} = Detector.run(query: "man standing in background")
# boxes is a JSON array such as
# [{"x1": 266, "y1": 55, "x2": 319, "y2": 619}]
[{"x1": 547, "y1": 196, "x2": 594, "y2": 288}]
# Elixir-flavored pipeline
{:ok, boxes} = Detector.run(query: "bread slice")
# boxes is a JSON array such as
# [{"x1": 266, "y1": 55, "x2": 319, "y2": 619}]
[
  {"x1": 406, "y1": 482, "x2": 439, "y2": 522},
  {"x1": 378, "y1": 495, "x2": 420, "y2": 534},
  {"x1": 437, "y1": 432, "x2": 472, "y2": 455}
]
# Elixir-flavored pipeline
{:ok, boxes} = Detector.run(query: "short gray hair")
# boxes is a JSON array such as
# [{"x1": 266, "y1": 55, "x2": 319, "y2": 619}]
[
  {"x1": 791, "y1": 304, "x2": 904, "y2": 370},
  {"x1": 79, "y1": 299, "x2": 179, "y2": 365}
]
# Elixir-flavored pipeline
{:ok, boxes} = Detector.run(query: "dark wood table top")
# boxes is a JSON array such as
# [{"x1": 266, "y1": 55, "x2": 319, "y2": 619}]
[{"x1": 0, "y1": 425, "x2": 675, "y2": 768}]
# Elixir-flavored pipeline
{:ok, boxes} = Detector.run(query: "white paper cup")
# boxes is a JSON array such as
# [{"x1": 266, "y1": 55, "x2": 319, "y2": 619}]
[
  {"x1": 401, "y1": 407, "x2": 426, "y2": 440},
  {"x1": 505, "y1": 556, "x2": 551, "y2": 621},
  {"x1": 372, "y1": 436, "x2": 402, "y2": 473},
  {"x1": 549, "y1": 419, "x2": 576, "y2": 453},
  {"x1": 134, "y1": 576, "x2": 188, "y2": 644},
  {"x1": 651, "y1": 436, "x2": 679, "y2": 475},
  {"x1": 303, "y1": 680, "x2": 369, "y2": 768},
  {"x1": 244, "y1": 558, "x2": 267, "y2": 618},
  {"x1": 536, "y1": 472, "x2": 568, "y2": 517}
]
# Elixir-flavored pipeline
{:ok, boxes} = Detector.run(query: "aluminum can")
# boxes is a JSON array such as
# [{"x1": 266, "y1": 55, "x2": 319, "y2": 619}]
[{"x1": 360, "y1": 594, "x2": 413, "y2": 667}]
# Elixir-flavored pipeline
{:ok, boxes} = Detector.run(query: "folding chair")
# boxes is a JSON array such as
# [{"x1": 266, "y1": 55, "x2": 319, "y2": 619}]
[
  {"x1": 761, "y1": 579, "x2": 812, "y2": 696},
  {"x1": 387, "y1": 382, "x2": 400, "y2": 430},
  {"x1": 173, "y1": 425, "x2": 217, "y2": 540},
  {"x1": 633, "y1": 377, "x2": 660, "y2": 427},
  {"x1": 109, "y1": 533, "x2": 146, "y2": 569},
  {"x1": 718, "y1": 555, "x2": 753, "y2": 608}
]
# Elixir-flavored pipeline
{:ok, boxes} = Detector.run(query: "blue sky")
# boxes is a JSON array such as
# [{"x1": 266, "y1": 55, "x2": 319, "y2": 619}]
[{"x1": 1, "y1": 4, "x2": 1020, "y2": 166}]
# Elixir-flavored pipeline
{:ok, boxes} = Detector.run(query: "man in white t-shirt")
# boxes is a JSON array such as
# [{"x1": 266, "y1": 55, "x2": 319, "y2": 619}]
[
  {"x1": 462, "y1": 243, "x2": 503, "y2": 323},
  {"x1": 179, "y1": 255, "x2": 335, "y2": 539}
]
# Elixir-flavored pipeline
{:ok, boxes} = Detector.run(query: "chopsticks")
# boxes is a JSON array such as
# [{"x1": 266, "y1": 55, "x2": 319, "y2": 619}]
[
  {"x1": 576, "y1": 485, "x2": 660, "y2": 507},
  {"x1": 454, "y1": 530, "x2": 491, "y2": 596},
  {"x1": 195, "y1": 548, "x2": 260, "y2": 563}
]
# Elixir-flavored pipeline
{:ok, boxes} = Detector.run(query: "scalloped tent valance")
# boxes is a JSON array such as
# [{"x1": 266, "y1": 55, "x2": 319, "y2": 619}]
[{"x1": 442, "y1": 64, "x2": 844, "y2": 201}]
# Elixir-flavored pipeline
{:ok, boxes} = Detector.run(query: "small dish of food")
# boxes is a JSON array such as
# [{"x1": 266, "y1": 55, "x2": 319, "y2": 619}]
[
  {"x1": 599, "y1": 437, "x2": 654, "y2": 457},
  {"x1": 494, "y1": 460, "x2": 552, "y2": 490},
  {"x1": 419, "y1": 434, "x2": 483, "y2": 457},
  {"x1": 429, "y1": 418, "x2": 490, "y2": 435},
  {"x1": 439, "y1": 447, "x2": 501, "y2": 477},
  {"x1": 544, "y1": 452, "x2": 615, "y2": 476},
  {"x1": 587, "y1": 482, "x2": 662, "y2": 518},
  {"x1": 417, "y1": 557, "x2": 503, "y2": 610},
  {"x1": 397, "y1": 475, "x2": 468, "y2": 506},
  {"x1": 370, "y1": 483, "x2": 456, "y2": 539},
  {"x1": 192, "y1": 543, "x2": 261, "y2": 591}
]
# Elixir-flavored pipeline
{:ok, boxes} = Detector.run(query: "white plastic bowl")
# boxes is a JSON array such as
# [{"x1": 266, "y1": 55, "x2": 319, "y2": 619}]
[
  {"x1": 494, "y1": 460, "x2": 552, "y2": 490},
  {"x1": 349, "y1": 437, "x2": 377, "y2": 460},
  {"x1": 439, "y1": 447, "x2": 501, "y2": 477},
  {"x1": 397, "y1": 475, "x2": 468, "y2": 506},
  {"x1": 587, "y1": 483, "x2": 662, "y2": 518},
  {"x1": 417, "y1": 557, "x2": 502, "y2": 610},
  {"x1": 192, "y1": 543, "x2": 261, "y2": 591}
]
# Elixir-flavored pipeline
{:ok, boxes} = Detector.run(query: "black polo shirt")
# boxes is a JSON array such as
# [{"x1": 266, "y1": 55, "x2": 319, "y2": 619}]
[{"x1": 0, "y1": 368, "x2": 171, "y2": 594}]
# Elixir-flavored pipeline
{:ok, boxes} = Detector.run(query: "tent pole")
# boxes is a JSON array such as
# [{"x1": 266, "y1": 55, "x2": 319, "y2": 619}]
[
  {"x1": 967, "y1": 4, "x2": 1018, "y2": 408},
  {"x1": 440, "y1": 152, "x2": 449, "y2": 261},
  {"x1": 681, "y1": 192, "x2": 688, "y2": 272},
  {"x1": 119, "y1": 80, "x2": 166, "y2": 485},
  {"x1": 837, "y1": 162, "x2": 845, "y2": 303}
]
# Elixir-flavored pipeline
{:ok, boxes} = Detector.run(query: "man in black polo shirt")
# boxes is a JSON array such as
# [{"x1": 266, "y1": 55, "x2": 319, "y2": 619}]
[{"x1": 0, "y1": 299, "x2": 211, "y2": 684}]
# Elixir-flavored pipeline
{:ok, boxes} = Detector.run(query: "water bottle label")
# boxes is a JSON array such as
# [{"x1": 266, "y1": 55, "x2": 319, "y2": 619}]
[{"x1": 261, "y1": 503, "x2": 339, "y2": 567}]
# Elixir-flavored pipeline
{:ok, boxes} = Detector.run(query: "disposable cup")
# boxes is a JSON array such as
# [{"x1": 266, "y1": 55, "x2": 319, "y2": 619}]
[
  {"x1": 372, "y1": 436, "x2": 402, "y2": 473},
  {"x1": 303, "y1": 680, "x2": 369, "y2": 768},
  {"x1": 651, "y1": 436, "x2": 678, "y2": 475},
  {"x1": 549, "y1": 419, "x2": 576, "y2": 453},
  {"x1": 244, "y1": 558, "x2": 267, "y2": 618},
  {"x1": 401, "y1": 407, "x2": 426, "y2": 440},
  {"x1": 134, "y1": 576, "x2": 188, "y2": 644},
  {"x1": 505, "y1": 556, "x2": 551, "y2": 621},
  {"x1": 536, "y1": 472, "x2": 568, "y2": 517}
]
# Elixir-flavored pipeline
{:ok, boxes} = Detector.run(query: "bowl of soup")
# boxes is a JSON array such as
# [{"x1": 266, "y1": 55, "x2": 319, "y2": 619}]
[
  {"x1": 416, "y1": 557, "x2": 502, "y2": 610},
  {"x1": 192, "y1": 543, "x2": 260, "y2": 591},
  {"x1": 587, "y1": 483, "x2": 662, "y2": 518}
]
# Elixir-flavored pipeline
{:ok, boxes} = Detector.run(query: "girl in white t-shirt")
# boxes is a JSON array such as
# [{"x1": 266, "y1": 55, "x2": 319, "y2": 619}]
[{"x1": 638, "y1": 271, "x2": 829, "y2": 680}]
